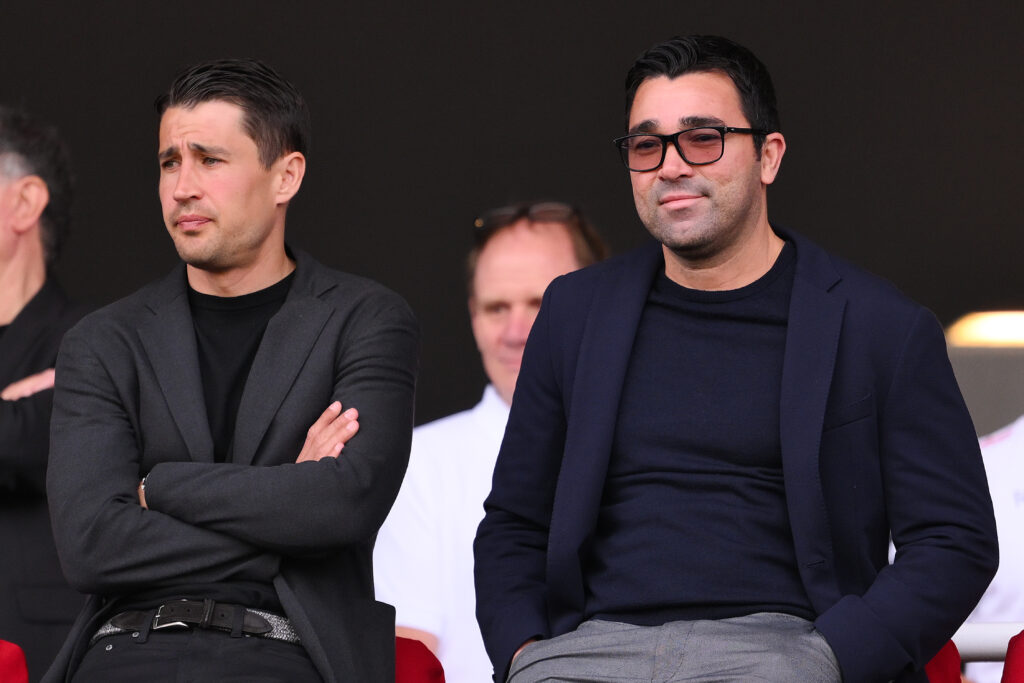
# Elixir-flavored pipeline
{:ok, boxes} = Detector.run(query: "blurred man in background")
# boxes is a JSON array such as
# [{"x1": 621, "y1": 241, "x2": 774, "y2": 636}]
[{"x1": 374, "y1": 201, "x2": 607, "y2": 683}]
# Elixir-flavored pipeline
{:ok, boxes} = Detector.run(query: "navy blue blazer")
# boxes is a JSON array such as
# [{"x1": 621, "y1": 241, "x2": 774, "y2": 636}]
[{"x1": 475, "y1": 228, "x2": 998, "y2": 683}]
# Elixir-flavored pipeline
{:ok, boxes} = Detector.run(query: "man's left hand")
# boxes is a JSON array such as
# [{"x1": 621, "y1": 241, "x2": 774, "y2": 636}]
[{"x1": 1, "y1": 368, "x2": 56, "y2": 400}]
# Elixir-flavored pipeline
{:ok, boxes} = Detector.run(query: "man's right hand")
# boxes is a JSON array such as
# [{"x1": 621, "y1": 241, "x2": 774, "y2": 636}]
[
  {"x1": 512, "y1": 638, "x2": 538, "y2": 665},
  {"x1": 1, "y1": 368, "x2": 56, "y2": 400},
  {"x1": 295, "y1": 401, "x2": 359, "y2": 463}
]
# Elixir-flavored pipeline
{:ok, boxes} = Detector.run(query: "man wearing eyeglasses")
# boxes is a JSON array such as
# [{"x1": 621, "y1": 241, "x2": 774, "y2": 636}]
[
  {"x1": 374, "y1": 202, "x2": 607, "y2": 683},
  {"x1": 474, "y1": 35, "x2": 997, "y2": 683}
]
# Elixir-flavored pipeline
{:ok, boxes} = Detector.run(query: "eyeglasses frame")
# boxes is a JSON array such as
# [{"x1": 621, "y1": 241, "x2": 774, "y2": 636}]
[{"x1": 613, "y1": 126, "x2": 769, "y2": 172}]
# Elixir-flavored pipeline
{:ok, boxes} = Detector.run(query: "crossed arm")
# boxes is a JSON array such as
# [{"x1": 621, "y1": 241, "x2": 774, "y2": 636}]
[
  {"x1": 1, "y1": 368, "x2": 58, "y2": 493},
  {"x1": 137, "y1": 299, "x2": 418, "y2": 554},
  {"x1": 6, "y1": 368, "x2": 358, "y2": 507},
  {"x1": 1, "y1": 367, "x2": 55, "y2": 400},
  {"x1": 48, "y1": 330, "x2": 281, "y2": 594},
  {"x1": 136, "y1": 400, "x2": 361, "y2": 508},
  {"x1": 48, "y1": 296, "x2": 418, "y2": 594}
]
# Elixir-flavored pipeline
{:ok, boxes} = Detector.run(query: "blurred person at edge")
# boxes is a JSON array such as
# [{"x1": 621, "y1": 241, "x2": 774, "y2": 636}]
[
  {"x1": 964, "y1": 414, "x2": 1024, "y2": 683},
  {"x1": 374, "y1": 200, "x2": 607, "y2": 683},
  {"x1": 0, "y1": 105, "x2": 87, "y2": 682}
]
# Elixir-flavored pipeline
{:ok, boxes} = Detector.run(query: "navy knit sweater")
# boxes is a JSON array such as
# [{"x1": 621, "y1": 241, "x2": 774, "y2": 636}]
[{"x1": 584, "y1": 242, "x2": 815, "y2": 625}]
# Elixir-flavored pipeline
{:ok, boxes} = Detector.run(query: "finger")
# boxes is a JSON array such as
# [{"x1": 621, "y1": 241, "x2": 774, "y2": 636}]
[
  {"x1": 3, "y1": 369, "x2": 57, "y2": 400},
  {"x1": 2, "y1": 380, "x2": 33, "y2": 400},
  {"x1": 306, "y1": 401, "x2": 343, "y2": 438},
  {"x1": 313, "y1": 409, "x2": 360, "y2": 449},
  {"x1": 2, "y1": 378, "x2": 31, "y2": 400},
  {"x1": 299, "y1": 433, "x2": 346, "y2": 463}
]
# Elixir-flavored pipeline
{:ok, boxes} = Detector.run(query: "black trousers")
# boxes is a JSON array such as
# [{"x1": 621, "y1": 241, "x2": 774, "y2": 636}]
[{"x1": 71, "y1": 629, "x2": 322, "y2": 683}]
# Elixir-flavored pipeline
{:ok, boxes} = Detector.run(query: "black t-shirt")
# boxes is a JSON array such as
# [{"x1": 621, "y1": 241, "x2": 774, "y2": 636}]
[
  {"x1": 116, "y1": 271, "x2": 296, "y2": 614},
  {"x1": 188, "y1": 273, "x2": 294, "y2": 463}
]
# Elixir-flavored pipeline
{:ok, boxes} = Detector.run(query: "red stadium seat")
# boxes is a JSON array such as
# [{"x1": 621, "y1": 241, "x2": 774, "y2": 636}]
[
  {"x1": 396, "y1": 636, "x2": 445, "y2": 682},
  {"x1": 0, "y1": 640, "x2": 28, "y2": 683},
  {"x1": 1003, "y1": 630, "x2": 1024, "y2": 683},
  {"x1": 924, "y1": 640, "x2": 961, "y2": 683}
]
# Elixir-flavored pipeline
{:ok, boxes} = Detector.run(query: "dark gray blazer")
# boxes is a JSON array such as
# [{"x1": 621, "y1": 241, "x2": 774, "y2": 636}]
[{"x1": 44, "y1": 249, "x2": 418, "y2": 682}]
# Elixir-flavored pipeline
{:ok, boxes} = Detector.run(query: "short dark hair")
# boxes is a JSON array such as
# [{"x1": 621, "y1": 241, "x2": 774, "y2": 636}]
[
  {"x1": 155, "y1": 58, "x2": 310, "y2": 169},
  {"x1": 467, "y1": 201, "x2": 609, "y2": 298},
  {"x1": 624, "y1": 35, "x2": 780, "y2": 154},
  {"x1": 0, "y1": 105, "x2": 73, "y2": 265}
]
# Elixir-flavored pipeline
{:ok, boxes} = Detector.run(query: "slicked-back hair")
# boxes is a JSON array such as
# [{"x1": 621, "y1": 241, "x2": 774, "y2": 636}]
[
  {"x1": 155, "y1": 58, "x2": 310, "y2": 169},
  {"x1": 624, "y1": 35, "x2": 780, "y2": 155},
  {"x1": 466, "y1": 201, "x2": 609, "y2": 299},
  {"x1": 0, "y1": 105, "x2": 74, "y2": 265}
]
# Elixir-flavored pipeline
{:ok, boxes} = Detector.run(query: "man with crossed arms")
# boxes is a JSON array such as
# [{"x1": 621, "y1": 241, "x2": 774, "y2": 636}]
[
  {"x1": 45, "y1": 59, "x2": 417, "y2": 682},
  {"x1": 0, "y1": 105, "x2": 86, "y2": 681}
]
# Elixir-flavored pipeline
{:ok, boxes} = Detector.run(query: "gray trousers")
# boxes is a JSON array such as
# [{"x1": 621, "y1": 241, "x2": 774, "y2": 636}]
[{"x1": 507, "y1": 612, "x2": 841, "y2": 683}]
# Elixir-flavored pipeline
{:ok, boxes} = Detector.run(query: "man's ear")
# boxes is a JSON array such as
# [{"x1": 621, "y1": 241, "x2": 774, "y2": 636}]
[
  {"x1": 9, "y1": 175, "x2": 49, "y2": 233},
  {"x1": 274, "y1": 152, "x2": 306, "y2": 205},
  {"x1": 759, "y1": 132, "x2": 786, "y2": 186}
]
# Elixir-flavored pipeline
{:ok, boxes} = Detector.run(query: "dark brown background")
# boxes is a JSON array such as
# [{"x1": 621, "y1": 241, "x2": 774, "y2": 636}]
[{"x1": 3, "y1": 1, "x2": 1021, "y2": 424}]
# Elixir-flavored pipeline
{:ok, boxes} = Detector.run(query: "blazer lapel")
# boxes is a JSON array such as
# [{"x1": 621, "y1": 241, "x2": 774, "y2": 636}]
[
  {"x1": 548, "y1": 242, "x2": 663, "y2": 619},
  {"x1": 137, "y1": 269, "x2": 215, "y2": 463},
  {"x1": 778, "y1": 231, "x2": 845, "y2": 608},
  {"x1": 231, "y1": 273, "x2": 332, "y2": 466}
]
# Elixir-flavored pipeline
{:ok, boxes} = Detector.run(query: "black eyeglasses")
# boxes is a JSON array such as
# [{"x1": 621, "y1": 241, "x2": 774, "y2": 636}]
[
  {"x1": 613, "y1": 126, "x2": 767, "y2": 172},
  {"x1": 473, "y1": 201, "x2": 578, "y2": 242}
]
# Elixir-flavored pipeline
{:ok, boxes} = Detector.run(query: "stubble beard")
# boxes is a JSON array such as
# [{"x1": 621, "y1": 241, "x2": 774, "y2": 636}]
[
  {"x1": 167, "y1": 211, "x2": 270, "y2": 275},
  {"x1": 638, "y1": 180, "x2": 720, "y2": 259},
  {"x1": 168, "y1": 224, "x2": 236, "y2": 274},
  {"x1": 648, "y1": 212, "x2": 717, "y2": 259},
  {"x1": 640, "y1": 174, "x2": 764, "y2": 263}
]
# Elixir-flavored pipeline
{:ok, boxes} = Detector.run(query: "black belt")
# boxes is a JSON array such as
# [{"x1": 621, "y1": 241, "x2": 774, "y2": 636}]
[{"x1": 91, "y1": 599, "x2": 300, "y2": 645}]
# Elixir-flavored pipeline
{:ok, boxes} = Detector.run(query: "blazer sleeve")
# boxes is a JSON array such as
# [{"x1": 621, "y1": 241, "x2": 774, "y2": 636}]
[
  {"x1": 474, "y1": 284, "x2": 567, "y2": 680},
  {"x1": 814, "y1": 308, "x2": 999, "y2": 682},
  {"x1": 139, "y1": 293, "x2": 419, "y2": 556},
  {"x1": 47, "y1": 323, "x2": 281, "y2": 595}
]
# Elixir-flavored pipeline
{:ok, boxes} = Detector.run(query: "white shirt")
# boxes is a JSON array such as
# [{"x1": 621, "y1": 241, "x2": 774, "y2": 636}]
[
  {"x1": 374, "y1": 385, "x2": 510, "y2": 683},
  {"x1": 965, "y1": 414, "x2": 1024, "y2": 683}
]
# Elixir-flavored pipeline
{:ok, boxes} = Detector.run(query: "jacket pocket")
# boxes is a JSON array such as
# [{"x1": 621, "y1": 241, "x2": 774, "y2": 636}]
[{"x1": 822, "y1": 394, "x2": 874, "y2": 431}]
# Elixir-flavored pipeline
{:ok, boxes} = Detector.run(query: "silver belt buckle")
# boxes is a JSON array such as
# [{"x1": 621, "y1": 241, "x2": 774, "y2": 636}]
[{"x1": 152, "y1": 602, "x2": 189, "y2": 630}]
